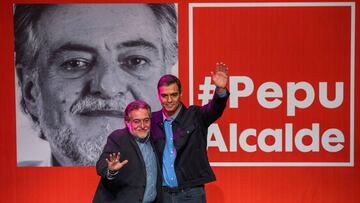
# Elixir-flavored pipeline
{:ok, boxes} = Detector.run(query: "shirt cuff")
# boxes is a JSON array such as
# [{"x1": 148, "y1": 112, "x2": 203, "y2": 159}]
[
  {"x1": 216, "y1": 88, "x2": 227, "y2": 98},
  {"x1": 106, "y1": 168, "x2": 119, "y2": 180}
]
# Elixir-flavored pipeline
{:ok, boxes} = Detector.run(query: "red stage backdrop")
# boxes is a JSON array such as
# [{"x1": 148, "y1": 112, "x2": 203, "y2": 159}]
[{"x1": 1, "y1": 0, "x2": 359, "y2": 203}]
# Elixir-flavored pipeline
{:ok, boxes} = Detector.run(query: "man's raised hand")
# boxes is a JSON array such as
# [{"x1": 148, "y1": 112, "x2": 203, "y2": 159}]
[
  {"x1": 211, "y1": 62, "x2": 229, "y2": 93},
  {"x1": 106, "y1": 152, "x2": 129, "y2": 173}
]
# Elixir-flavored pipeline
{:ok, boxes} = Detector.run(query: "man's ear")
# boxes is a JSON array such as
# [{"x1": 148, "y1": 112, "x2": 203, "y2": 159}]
[
  {"x1": 17, "y1": 64, "x2": 40, "y2": 119},
  {"x1": 165, "y1": 61, "x2": 177, "y2": 75},
  {"x1": 124, "y1": 120, "x2": 131, "y2": 128}
]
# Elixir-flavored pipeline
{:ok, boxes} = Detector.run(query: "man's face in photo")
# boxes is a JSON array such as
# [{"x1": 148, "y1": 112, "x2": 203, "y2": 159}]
[{"x1": 25, "y1": 4, "x2": 168, "y2": 165}]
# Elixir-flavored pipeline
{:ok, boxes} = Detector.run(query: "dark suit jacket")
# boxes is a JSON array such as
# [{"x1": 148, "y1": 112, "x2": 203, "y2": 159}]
[
  {"x1": 93, "y1": 128, "x2": 162, "y2": 203},
  {"x1": 150, "y1": 91, "x2": 229, "y2": 188}
]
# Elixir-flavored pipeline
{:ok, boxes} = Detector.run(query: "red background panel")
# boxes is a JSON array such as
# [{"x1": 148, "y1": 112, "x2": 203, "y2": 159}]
[{"x1": 193, "y1": 5, "x2": 351, "y2": 162}]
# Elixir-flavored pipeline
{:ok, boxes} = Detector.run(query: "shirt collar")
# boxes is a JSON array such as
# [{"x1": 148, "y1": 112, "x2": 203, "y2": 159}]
[{"x1": 134, "y1": 134, "x2": 150, "y2": 143}]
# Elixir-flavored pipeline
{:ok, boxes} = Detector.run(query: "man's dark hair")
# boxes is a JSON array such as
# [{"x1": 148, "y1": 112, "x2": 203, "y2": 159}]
[
  {"x1": 124, "y1": 100, "x2": 151, "y2": 122},
  {"x1": 157, "y1": 74, "x2": 182, "y2": 93}
]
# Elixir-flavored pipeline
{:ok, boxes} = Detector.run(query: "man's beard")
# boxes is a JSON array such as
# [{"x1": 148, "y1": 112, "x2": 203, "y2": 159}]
[
  {"x1": 131, "y1": 126, "x2": 150, "y2": 138},
  {"x1": 34, "y1": 83, "x2": 136, "y2": 165},
  {"x1": 36, "y1": 92, "x2": 131, "y2": 166},
  {"x1": 41, "y1": 123, "x2": 111, "y2": 166}
]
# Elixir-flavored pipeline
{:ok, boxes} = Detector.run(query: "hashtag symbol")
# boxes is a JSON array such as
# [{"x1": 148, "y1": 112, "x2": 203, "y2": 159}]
[{"x1": 198, "y1": 76, "x2": 216, "y2": 105}]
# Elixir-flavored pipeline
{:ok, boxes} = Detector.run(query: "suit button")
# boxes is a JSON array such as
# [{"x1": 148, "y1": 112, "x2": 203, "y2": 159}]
[
  {"x1": 139, "y1": 198, "x2": 143, "y2": 202},
  {"x1": 142, "y1": 185, "x2": 146, "y2": 188}
]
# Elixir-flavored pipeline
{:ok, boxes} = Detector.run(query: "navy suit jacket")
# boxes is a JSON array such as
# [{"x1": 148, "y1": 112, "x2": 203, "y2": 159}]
[
  {"x1": 150, "y1": 90, "x2": 229, "y2": 188},
  {"x1": 93, "y1": 128, "x2": 162, "y2": 203}
]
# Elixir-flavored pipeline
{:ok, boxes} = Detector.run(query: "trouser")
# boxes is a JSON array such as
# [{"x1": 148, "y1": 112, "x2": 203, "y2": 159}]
[{"x1": 162, "y1": 186, "x2": 206, "y2": 203}]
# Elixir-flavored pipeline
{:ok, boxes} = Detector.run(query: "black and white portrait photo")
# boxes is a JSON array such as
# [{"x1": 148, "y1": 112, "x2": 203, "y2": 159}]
[{"x1": 14, "y1": 3, "x2": 178, "y2": 166}]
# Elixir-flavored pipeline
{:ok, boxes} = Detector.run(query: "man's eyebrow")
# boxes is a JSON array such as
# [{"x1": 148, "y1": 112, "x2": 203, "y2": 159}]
[
  {"x1": 49, "y1": 43, "x2": 97, "y2": 61},
  {"x1": 116, "y1": 38, "x2": 158, "y2": 51}
]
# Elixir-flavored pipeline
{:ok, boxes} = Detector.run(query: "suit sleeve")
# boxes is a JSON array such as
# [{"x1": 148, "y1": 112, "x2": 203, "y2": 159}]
[
  {"x1": 96, "y1": 134, "x2": 116, "y2": 177},
  {"x1": 95, "y1": 133, "x2": 125, "y2": 191},
  {"x1": 199, "y1": 88, "x2": 229, "y2": 127}
]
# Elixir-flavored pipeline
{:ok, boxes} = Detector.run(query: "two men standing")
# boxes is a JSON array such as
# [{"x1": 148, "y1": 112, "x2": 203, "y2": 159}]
[{"x1": 94, "y1": 63, "x2": 229, "y2": 203}]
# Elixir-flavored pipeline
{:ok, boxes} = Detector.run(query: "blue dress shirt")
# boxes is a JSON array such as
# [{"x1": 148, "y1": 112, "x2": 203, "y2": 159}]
[
  {"x1": 136, "y1": 136, "x2": 157, "y2": 203},
  {"x1": 162, "y1": 106, "x2": 181, "y2": 187}
]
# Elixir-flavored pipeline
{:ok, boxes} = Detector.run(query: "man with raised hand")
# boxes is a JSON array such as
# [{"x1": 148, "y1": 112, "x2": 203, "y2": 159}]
[
  {"x1": 151, "y1": 63, "x2": 229, "y2": 202},
  {"x1": 94, "y1": 100, "x2": 161, "y2": 203}
]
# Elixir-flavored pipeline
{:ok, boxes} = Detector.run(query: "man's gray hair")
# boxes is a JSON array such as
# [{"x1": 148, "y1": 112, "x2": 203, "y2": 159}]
[{"x1": 124, "y1": 100, "x2": 152, "y2": 123}]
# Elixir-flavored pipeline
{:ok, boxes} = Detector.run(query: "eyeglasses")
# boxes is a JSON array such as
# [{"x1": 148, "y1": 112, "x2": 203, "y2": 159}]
[{"x1": 131, "y1": 118, "x2": 151, "y2": 126}]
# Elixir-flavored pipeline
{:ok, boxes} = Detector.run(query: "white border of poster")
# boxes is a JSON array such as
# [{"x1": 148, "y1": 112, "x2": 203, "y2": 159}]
[{"x1": 189, "y1": 2, "x2": 355, "y2": 167}]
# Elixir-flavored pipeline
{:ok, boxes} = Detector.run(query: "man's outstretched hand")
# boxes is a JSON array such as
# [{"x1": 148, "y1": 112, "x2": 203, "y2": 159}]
[
  {"x1": 106, "y1": 152, "x2": 129, "y2": 173},
  {"x1": 211, "y1": 62, "x2": 229, "y2": 93}
]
